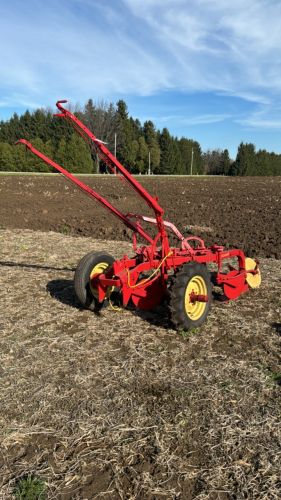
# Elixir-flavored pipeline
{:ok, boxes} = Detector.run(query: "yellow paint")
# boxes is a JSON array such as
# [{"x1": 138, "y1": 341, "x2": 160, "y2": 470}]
[
  {"x1": 185, "y1": 275, "x2": 207, "y2": 320},
  {"x1": 245, "y1": 258, "x2": 261, "y2": 288}
]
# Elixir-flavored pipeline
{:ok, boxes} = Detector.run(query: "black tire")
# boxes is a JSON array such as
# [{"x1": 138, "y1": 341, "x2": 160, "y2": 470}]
[
  {"x1": 74, "y1": 250, "x2": 115, "y2": 312},
  {"x1": 169, "y1": 262, "x2": 212, "y2": 331}
]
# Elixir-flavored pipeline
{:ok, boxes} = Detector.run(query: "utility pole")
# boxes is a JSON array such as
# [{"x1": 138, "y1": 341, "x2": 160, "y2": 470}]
[
  {"x1": 191, "y1": 147, "x2": 194, "y2": 176},
  {"x1": 114, "y1": 133, "x2": 117, "y2": 174},
  {"x1": 148, "y1": 151, "x2": 151, "y2": 175}
]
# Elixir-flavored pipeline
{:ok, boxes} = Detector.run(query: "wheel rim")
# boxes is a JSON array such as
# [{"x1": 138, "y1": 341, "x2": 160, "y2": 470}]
[
  {"x1": 245, "y1": 258, "x2": 261, "y2": 288},
  {"x1": 90, "y1": 262, "x2": 113, "y2": 299},
  {"x1": 185, "y1": 275, "x2": 207, "y2": 320}
]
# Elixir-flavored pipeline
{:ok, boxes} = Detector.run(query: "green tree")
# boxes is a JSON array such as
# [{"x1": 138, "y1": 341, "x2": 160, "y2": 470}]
[
  {"x1": 28, "y1": 138, "x2": 55, "y2": 172},
  {"x1": 0, "y1": 142, "x2": 15, "y2": 171},
  {"x1": 158, "y1": 129, "x2": 184, "y2": 174},
  {"x1": 7, "y1": 113, "x2": 21, "y2": 144},
  {"x1": 178, "y1": 138, "x2": 204, "y2": 175},
  {"x1": 173, "y1": 138, "x2": 185, "y2": 174},
  {"x1": 135, "y1": 136, "x2": 149, "y2": 173},
  {"x1": 230, "y1": 142, "x2": 256, "y2": 176},
  {"x1": 158, "y1": 128, "x2": 173, "y2": 174},
  {"x1": 143, "y1": 120, "x2": 161, "y2": 173},
  {"x1": 31, "y1": 109, "x2": 48, "y2": 141},
  {"x1": 13, "y1": 142, "x2": 29, "y2": 171},
  {"x1": 270, "y1": 152, "x2": 281, "y2": 176},
  {"x1": 217, "y1": 149, "x2": 231, "y2": 175},
  {"x1": 116, "y1": 99, "x2": 136, "y2": 172},
  {"x1": 130, "y1": 117, "x2": 143, "y2": 141},
  {"x1": 19, "y1": 110, "x2": 33, "y2": 141},
  {"x1": 56, "y1": 134, "x2": 93, "y2": 173},
  {"x1": 255, "y1": 149, "x2": 271, "y2": 176}
]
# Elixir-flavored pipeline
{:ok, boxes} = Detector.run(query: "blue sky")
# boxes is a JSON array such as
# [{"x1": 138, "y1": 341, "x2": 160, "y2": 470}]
[{"x1": 1, "y1": 0, "x2": 281, "y2": 159}]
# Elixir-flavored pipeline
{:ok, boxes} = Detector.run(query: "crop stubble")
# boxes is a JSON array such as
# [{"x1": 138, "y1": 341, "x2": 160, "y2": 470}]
[{"x1": 0, "y1": 175, "x2": 281, "y2": 499}]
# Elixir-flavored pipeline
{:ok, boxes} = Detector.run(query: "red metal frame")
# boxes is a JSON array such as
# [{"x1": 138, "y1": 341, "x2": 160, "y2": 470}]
[{"x1": 15, "y1": 100, "x2": 258, "y2": 308}]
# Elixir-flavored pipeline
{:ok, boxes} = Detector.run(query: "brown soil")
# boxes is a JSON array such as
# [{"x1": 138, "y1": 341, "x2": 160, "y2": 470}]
[
  {"x1": 0, "y1": 175, "x2": 280, "y2": 259},
  {"x1": 0, "y1": 175, "x2": 281, "y2": 499}
]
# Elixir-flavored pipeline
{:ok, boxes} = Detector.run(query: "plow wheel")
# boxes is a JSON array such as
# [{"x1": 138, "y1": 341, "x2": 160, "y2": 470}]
[
  {"x1": 245, "y1": 258, "x2": 261, "y2": 288},
  {"x1": 170, "y1": 262, "x2": 212, "y2": 331},
  {"x1": 74, "y1": 250, "x2": 115, "y2": 312}
]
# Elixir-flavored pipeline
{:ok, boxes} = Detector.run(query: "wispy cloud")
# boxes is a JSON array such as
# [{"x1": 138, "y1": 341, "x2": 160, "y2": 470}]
[
  {"x1": 123, "y1": 0, "x2": 281, "y2": 97},
  {"x1": 236, "y1": 105, "x2": 281, "y2": 129},
  {"x1": 153, "y1": 113, "x2": 231, "y2": 126},
  {"x1": 1, "y1": 0, "x2": 281, "y2": 156},
  {"x1": 1, "y1": 0, "x2": 281, "y2": 106}
]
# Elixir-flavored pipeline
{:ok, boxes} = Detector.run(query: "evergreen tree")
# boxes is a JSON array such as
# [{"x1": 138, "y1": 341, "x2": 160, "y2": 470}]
[
  {"x1": 178, "y1": 138, "x2": 204, "y2": 175},
  {"x1": 255, "y1": 149, "x2": 270, "y2": 176},
  {"x1": 270, "y1": 152, "x2": 281, "y2": 176},
  {"x1": 135, "y1": 136, "x2": 149, "y2": 173},
  {"x1": 158, "y1": 128, "x2": 173, "y2": 174},
  {"x1": 158, "y1": 129, "x2": 184, "y2": 174},
  {"x1": 19, "y1": 110, "x2": 33, "y2": 141},
  {"x1": 29, "y1": 138, "x2": 46, "y2": 171},
  {"x1": 217, "y1": 149, "x2": 231, "y2": 175},
  {"x1": 130, "y1": 117, "x2": 143, "y2": 141},
  {"x1": 55, "y1": 138, "x2": 67, "y2": 170},
  {"x1": 143, "y1": 120, "x2": 161, "y2": 173},
  {"x1": 32, "y1": 109, "x2": 47, "y2": 141},
  {"x1": 0, "y1": 142, "x2": 15, "y2": 171},
  {"x1": 116, "y1": 100, "x2": 131, "y2": 162},
  {"x1": 116, "y1": 99, "x2": 135, "y2": 172},
  {"x1": 231, "y1": 142, "x2": 256, "y2": 176},
  {"x1": 117, "y1": 99, "x2": 129, "y2": 121},
  {"x1": 8, "y1": 113, "x2": 21, "y2": 144},
  {"x1": 173, "y1": 138, "x2": 185, "y2": 174},
  {"x1": 12, "y1": 141, "x2": 29, "y2": 171},
  {"x1": 0, "y1": 120, "x2": 8, "y2": 143},
  {"x1": 55, "y1": 134, "x2": 93, "y2": 173}
]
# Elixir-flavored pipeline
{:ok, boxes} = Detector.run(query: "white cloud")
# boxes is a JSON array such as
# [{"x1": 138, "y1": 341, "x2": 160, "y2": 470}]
[
  {"x1": 153, "y1": 113, "x2": 230, "y2": 125},
  {"x1": 123, "y1": 0, "x2": 281, "y2": 95},
  {"x1": 236, "y1": 105, "x2": 281, "y2": 129}
]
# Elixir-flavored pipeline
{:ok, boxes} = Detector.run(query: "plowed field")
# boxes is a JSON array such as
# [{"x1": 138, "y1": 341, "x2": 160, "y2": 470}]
[{"x1": 0, "y1": 175, "x2": 280, "y2": 259}]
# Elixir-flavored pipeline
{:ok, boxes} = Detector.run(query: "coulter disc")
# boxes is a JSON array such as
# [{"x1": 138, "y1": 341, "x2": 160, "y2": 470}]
[{"x1": 245, "y1": 258, "x2": 261, "y2": 289}]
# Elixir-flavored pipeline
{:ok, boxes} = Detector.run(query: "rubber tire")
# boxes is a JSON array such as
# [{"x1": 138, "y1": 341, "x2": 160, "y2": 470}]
[
  {"x1": 169, "y1": 262, "x2": 212, "y2": 331},
  {"x1": 74, "y1": 250, "x2": 115, "y2": 312}
]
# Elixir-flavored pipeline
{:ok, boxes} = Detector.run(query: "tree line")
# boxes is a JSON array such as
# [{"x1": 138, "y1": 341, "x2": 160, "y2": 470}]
[
  {"x1": 0, "y1": 99, "x2": 203, "y2": 175},
  {"x1": 0, "y1": 99, "x2": 280, "y2": 175},
  {"x1": 204, "y1": 143, "x2": 281, "y2": 176}
]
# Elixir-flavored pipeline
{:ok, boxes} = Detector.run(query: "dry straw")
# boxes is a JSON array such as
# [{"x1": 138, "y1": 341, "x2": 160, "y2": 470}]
[{"x1": 0, "y1": 228, "x2": 280, "y2": 499}]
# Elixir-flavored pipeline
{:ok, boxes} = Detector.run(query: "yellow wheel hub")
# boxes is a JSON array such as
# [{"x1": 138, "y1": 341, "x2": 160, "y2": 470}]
[
  {"x1": 185, "y1": 275, "x2": 207, "y2": 320},
  {"x1": 245, "y1": 258, "x2": 261, "y2": 288},
  {"x1": 90, "y1": 262, "x2": 113, "y2": 299}
]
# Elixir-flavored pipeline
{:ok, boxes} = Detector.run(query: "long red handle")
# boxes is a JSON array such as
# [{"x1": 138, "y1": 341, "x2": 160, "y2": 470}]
[
  {"x1": 55, "y1": 100, "x2": 164, "y2": 217},
  {"x1": 14, "y1": 139, "x2": 154, "y2": 245}
]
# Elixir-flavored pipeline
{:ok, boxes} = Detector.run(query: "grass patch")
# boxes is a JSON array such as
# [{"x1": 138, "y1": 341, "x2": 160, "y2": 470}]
[
  {"x1": 178, "y1": 327, "x2": 200, "y2": 338},
  {"x1": 266, "y1": 369, "x2": 281, "y2": 385},
  {"x1": 12, "y1": 475, "x2": 46, "y2": 500}
]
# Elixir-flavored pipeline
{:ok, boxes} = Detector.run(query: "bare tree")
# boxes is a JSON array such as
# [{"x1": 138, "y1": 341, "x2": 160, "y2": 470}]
[{"x1": 83, "y1": 99, "x2": 123, "y2": 173}]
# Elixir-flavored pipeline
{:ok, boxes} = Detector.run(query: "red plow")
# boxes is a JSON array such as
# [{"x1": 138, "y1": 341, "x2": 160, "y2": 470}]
[{"x1": 15, "y1": 100, "x2": 261, "y2": 331}]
